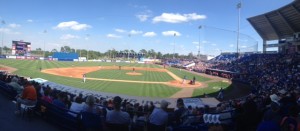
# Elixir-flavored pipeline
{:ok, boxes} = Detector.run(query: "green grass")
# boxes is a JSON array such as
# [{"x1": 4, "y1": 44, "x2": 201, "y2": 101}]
[
  {"x1": 0, "y1": 59, "x2": 180, "y2": 97},
  {"x1": 167, "y1": 67, "x2": 211, "y2": 82},
  {"x1": 87, "y1": 70, "x2": 174, "y2": 82},
  {"x1": 0, "y1": 59, "x2": 228, "y2": 98}
]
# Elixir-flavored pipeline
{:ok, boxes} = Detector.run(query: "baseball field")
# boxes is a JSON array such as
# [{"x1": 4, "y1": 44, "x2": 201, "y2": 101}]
[{"x1": 0, "y1": 59, "x2": 231, "y2": 98}]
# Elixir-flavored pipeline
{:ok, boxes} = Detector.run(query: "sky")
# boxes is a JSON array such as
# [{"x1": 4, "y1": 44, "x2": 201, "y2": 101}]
[{"x1": 0, "y1": 0, "x2": 294, "y2": 56}]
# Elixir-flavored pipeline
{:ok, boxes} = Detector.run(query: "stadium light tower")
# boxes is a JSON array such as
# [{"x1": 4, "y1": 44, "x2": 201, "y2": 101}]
[
  {"x1": 43, "y1": 30, "x2": 47, "y2": 58},
  {"x1": 1, "y1": 20, "x2": 5, "y2": 55},
  {"x1": 86, "y1": 34, "x2": 90, "y2": 61},
  {"x1": 173, "y1": 33, "x2": 176, "y2": 59},
  {"x1": 198, "y1": 26, "x2": 202, "y2": 59}
]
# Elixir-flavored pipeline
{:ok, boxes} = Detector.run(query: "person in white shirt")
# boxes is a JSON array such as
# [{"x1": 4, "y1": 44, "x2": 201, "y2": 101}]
[
  {"x1": 68, "y1": 97, "x2": 84, "y2": 117},
  {"x1": 149, "y1": 100, "x2": 169, "y2": 126}
]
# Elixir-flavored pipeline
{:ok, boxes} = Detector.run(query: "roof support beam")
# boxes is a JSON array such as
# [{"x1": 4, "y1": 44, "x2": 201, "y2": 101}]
[
  {"x1": 247, "y1": 19, "x2": 268, "y2": 40},
  {"x1": 264, "y1": 15, "x2": 280, "y2": 39},
  {"x1": 291, "y1": 4, "x2": 300, "y2": 16},
  {"x1": 277, "y1": 11, "x2": 296, "y2": 33}
]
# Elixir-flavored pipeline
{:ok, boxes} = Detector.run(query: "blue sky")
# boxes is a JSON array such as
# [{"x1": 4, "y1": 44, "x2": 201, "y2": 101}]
[{"x1": 0, "y1": 0, "x2": 293, "y2": 56}]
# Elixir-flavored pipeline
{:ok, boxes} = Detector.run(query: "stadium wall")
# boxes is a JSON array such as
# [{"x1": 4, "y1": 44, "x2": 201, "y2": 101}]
[{"x1": 53, "y1": 52, "x2": 78, "y2": 61}]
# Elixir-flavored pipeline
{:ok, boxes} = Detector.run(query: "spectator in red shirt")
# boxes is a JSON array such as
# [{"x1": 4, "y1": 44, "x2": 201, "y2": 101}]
[{"x1": 15, "y1": 82, "x2": 37, "y2": 115}]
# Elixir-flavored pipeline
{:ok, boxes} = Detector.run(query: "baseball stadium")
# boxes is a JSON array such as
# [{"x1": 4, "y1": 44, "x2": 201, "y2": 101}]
[{"x1": 0, "y1": 0, "x2": 300, "y2": 131}]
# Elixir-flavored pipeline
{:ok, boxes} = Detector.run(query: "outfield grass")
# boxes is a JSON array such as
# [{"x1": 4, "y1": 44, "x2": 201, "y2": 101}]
[
  {"x1": 0, "y1": 59, "x2": 228, "y2": 98},
  {"x1": 87, "y1": 70, "x2": 174, "y2": 82},
  {"x1": 0, "y1": 59, "x2": 180, "y2": 97}
]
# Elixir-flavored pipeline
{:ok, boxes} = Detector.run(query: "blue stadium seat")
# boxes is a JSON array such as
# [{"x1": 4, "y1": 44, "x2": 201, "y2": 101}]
[{"x1": 80, "y1": 111, "x2": 103, "y2": 131}]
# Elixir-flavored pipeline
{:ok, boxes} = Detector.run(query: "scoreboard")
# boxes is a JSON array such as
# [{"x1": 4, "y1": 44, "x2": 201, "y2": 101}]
[{"x1": 12, "y1": 41, "x2": 31, "y2": 56}]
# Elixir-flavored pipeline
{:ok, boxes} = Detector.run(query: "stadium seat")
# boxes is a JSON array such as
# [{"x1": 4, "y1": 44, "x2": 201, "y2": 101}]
[
  {"x1": 105, "y1": 122, "x2": 129, "y2": 131},
  {"x1": 172, "y1": 125, "x2": 198, "y2": 131},
  {"x1": 40, "y1": 100, "x2": 81, "y2": 131},
  {"x1": 21, "y1": 104, "x2": 36, "y2": 119},
  {"x1": 81, "y1": 111, "x2": 103, "y2": 131}
]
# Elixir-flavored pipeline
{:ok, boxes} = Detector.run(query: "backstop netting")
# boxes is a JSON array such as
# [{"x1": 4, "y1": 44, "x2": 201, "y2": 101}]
[{"x1": 199, "y1": 26, "x2": 258, "y2": 56}]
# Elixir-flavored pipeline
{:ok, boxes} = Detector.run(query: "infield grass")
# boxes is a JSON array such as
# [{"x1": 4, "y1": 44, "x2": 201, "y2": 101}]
[{"x1": 87, "y1": 70, "x2": 174, "y2": 82}]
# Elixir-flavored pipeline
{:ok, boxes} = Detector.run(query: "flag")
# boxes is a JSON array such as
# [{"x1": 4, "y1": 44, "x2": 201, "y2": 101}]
[
  {"x1": 43, "y1": 30, "x2": 47, "y2": 33},
  {"x1": 237, "y1": 2, "x2": 242, "y2": 9},
  {"x1": 1, "y1": 20, "x2": 5, "y2": 25},
  {"x1": 174, "y1": 33, "x2": 176, "y2": 36}
]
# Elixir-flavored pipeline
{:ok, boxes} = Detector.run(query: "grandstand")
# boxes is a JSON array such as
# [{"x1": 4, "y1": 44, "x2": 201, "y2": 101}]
[{"x1": 1, "y1": 1, "x2": 300, "y2": 131}]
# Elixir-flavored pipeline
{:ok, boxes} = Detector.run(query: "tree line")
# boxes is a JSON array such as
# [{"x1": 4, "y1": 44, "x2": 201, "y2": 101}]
[{"x1": 0, "y1": 46, "x2": 195, "y2": 60}]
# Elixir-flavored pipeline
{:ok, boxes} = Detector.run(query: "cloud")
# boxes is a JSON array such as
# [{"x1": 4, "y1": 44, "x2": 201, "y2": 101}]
[
  {"x1": 0, "y1": 28, "x2": 21, "y2": 35},
  {"x1": 27, "y1": 19, "x2": 33, "y2": 22},
  {"x1": 192, "y1": 41, "x2": 199, "y2": 45},
  {"x1": 241, "y1": 45, "x2": 247, "y2": 48},
  {"x1": 115, "y1": 28, "x2": 126, "y2": 33},
  {"x1": 129, "y1": 4, "x2": 147, "y2": 9},
  {"x1": 136, "y1": 14, "x2": 150, "y2": 22},
  {"x1": 8, "y1": 23, "x2": 21, "y2": 28},
  {"x1": 60, "y1": 34, "x2": 80, "y2": 40},
  {"x1": 162, "y1": 31, "x2": 181, "y2": 36},
  {"x1": 153, "y1": 13, "x2": 206, "y2": 23},
  {"x1": 211, "y1": 43, "x2": 217, "y2": 46},
  {"x1": 136, "y1": 10, "x2": 152, "y2": 22},
  {"x1": 229, "y1": 44, "x2": 234, "y2": 47},
  {"x1": 143, "y1": 32, "x2": 156, "y2": 37},
  {"x1": 129, "y1": 30, "x2": 143, "y2": 35},
  {"x1": 106, "y1": 34, "x2": 122, "y2": 38},
  {"x1": 55, "y1": 21, "x2": 91, "y2": 31}
]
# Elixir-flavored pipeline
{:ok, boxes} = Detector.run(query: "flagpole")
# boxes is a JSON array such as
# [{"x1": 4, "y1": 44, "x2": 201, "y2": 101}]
[
  {"x1": 43, "y1": 30, "x2": 47, "y2": 58},
  {"x1": 237, "y1": 1, "x2": 241, "y2": 57}
]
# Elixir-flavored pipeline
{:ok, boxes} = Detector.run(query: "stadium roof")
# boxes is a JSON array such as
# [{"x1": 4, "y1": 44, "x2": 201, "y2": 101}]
[{"x1": 248, "y1": 0, "x2": 300, "y2": 41}]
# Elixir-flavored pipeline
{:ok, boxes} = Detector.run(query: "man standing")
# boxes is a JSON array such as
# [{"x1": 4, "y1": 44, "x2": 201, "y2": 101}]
[
  {"x1": 192, "y1": 76, "x2": 196, "y2": 85},
  {"x1": 182, "y1": 75, "x2": 187, "y2": 84},
  {"x1": 83, "y1": 74, "x2": 86, "y2": 83},
  {"x1": 217, "y1": 87, "x2": 224, "y2": 100}
]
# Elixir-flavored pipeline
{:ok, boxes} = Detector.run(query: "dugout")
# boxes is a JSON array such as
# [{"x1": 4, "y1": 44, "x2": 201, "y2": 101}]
[{"x1": 53, "y1": 52, "x2": 78, "y2": 61}]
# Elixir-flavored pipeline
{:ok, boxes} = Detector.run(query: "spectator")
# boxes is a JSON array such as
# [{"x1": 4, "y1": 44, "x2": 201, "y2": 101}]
[
  {"x1": 106, "y1": 96, "x2": 130, "y2": 124},
  {"x1": 82, "y1": 95, "x2": 100, "y2": 114},
  {"x1": 8, "y1": 76, "x2": 23, "y2": 95},
  {"x1": 41, "y1": 88, "x2": 53, "y2": 103},
  {"x1": 148, "y1": 100, "x2": 169, "y2": 130},
  {"x1": 170, "y1": 98, "x2": 187, "y2": 125},
  {"x1": 15, "y1": 82, "x2": 37, "y2": 115},
  {"x1": 69, "y1": 96, "x2": 84, "y2": 117},
  {"x1": 52, "y1": 92, "x2": 66, "y2": 109}
]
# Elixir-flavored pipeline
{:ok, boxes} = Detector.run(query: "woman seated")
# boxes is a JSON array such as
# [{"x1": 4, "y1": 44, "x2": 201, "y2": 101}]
[{"x1": 82, "y1": 95, "x2": 100, "y2": 114}]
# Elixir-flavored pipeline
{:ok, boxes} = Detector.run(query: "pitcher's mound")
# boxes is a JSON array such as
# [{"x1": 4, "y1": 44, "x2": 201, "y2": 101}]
[{"x1": 126, "y1": 72, "x2": 142, "y2": 76}]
